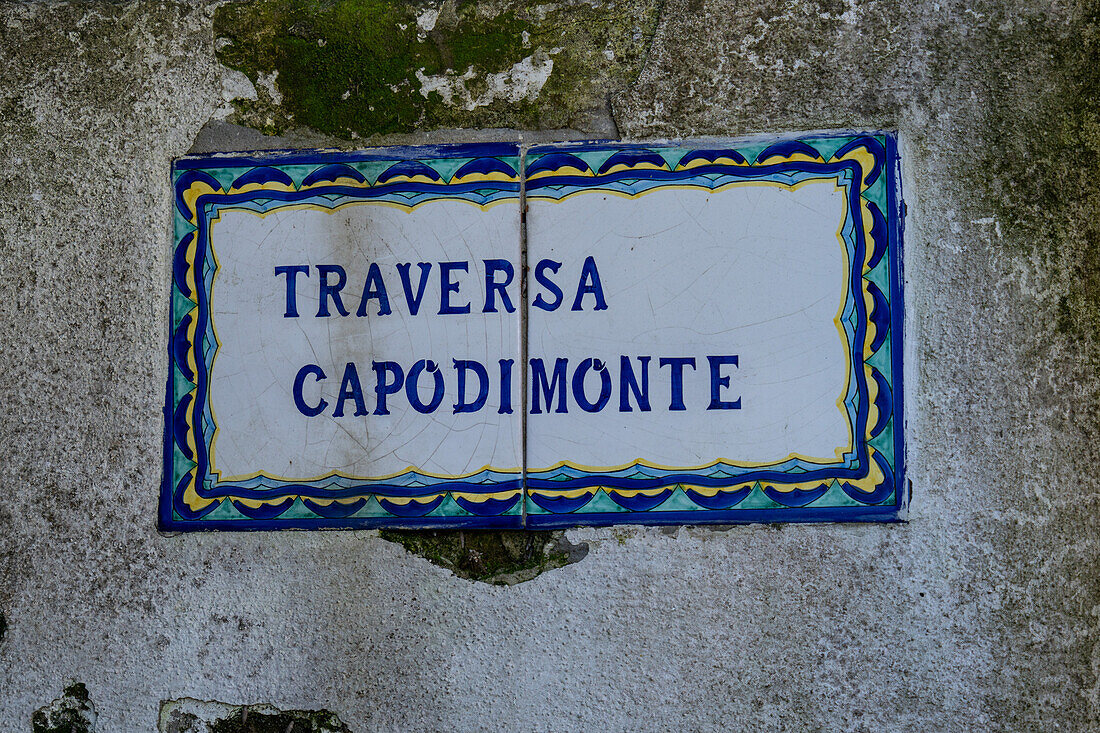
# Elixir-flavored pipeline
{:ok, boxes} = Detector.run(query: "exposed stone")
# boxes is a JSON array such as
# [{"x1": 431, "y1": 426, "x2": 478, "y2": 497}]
[{"x1": 379, "y1": 529, "x2": 589, "y2": 584}]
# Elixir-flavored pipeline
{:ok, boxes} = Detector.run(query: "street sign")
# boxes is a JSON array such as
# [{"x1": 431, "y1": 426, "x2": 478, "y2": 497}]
[{"x1": 162, "y1": 134, "x2": 905, "y2": 530}]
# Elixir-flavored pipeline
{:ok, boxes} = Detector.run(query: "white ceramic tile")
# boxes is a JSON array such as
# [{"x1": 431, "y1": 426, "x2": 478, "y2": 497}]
[
  {"x1": 525, "y1": 180, "x2": 851, "y2": 466},
  {"x1": 164, "y1": 144, "x2": 525, "y2": 529},
  {"x1": 521, "y1": 137, "x2": 903, "y2": 525},
  {"x1": 209, "y1": 199, "x2": 522, "y2": 481}
]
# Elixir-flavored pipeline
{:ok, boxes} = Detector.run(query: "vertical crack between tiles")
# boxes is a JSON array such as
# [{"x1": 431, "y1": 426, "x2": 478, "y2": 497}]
[{"x1": 519, "y1": 143, "x2": 529, "y2": 529}]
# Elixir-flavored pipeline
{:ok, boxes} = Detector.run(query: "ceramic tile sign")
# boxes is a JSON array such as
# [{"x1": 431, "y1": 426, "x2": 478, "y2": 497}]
[
  {"x1": 161, "y1": 133, "x2": 905, "y2": 531},
  {"x1": 163, "y1": 144, "x2": 524, "y2": 530},
  {"x1": 523, "y1": 135, "x2": 904, "y2": 527}
]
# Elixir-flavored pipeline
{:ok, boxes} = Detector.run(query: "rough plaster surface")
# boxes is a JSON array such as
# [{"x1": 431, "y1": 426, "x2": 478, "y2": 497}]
[{"x1": 1, "y1": 0, "x2": 1099, "y2": 731}]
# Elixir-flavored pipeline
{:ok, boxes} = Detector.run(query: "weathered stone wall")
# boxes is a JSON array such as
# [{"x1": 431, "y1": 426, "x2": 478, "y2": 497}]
[{"x1": 2, "y1": 0, "x2": 1099, "y2": 730}]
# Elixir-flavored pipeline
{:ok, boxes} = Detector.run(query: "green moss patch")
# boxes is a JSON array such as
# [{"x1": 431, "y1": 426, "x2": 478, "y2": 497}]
[
  {"x1": 207, "y1": 707, "x2": 350, "y2": 733},
  {"x1": 160, "y1": 700, "x2": 352, "y2": 733},
  {"x1": 961, "y1": 1, "x2": 1100, "y2": 340},
  {"x1": 213, "y1": 0, "x2": 662, "y2": 137}
]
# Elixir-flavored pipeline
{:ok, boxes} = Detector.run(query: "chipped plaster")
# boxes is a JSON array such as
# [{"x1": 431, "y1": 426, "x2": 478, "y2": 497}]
[{"x1": 414, "y1": 49, "x2": 557, "y2": 110}]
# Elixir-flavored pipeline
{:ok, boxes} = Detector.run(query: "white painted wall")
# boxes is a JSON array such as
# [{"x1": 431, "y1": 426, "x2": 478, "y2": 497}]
[{"x1": 1, "y1": 1, "x2": 1097, "y2": 730}]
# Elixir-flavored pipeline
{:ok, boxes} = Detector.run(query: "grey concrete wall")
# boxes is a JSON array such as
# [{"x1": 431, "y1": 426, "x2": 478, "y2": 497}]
[{"x1": 2, "y1": 0, "x2": 1099, "y2": 730}]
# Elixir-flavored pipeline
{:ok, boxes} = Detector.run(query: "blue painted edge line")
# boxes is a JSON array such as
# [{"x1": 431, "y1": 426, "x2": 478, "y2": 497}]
[
  {"x1": 159, "y1": 148, "x2": 179, "y2": 533},
  {"x1": 525, "y1": 129, "x2": 895, "y2": 156},
  {"x1": 159, "y1": 338, "x2": 176, "y2": 532},
  {"x1": 159, "y1": 513, "x2": 524, "y2": 532},
  {"x1": 885, "y1": 131, "x2": 907, "y2": 518},
  {"x1": 173, "y1": 142, "x2": 521, "y2": 171},
  {"x1": 526, "y1": 505, "x2": 902, "y2": 529}
]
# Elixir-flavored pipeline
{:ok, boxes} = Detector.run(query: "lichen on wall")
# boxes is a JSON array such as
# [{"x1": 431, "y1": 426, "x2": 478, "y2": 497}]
[
  {"x1": 160, "y1": 699, "x2": 351, "y2": 733},
  {"x1": 31, "y1": 683, "x2": 96, "y2": 733},
  {"x1": 971, "y1": 0, "x2": 1100, "y2": 342},
  {"x1": 213, "y1": 0, "x2": 663, "y2": 138}
]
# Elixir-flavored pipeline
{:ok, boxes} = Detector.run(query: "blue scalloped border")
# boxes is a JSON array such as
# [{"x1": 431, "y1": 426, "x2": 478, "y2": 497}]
[
  {"x1": 523, "y1": 133, "x2": 906, "y2": 527},
  {"x1": 161, "y1": 143, "x2": 525, "y2": 531},
  {"x1": 159, "y1": 133, "x2": 905, "y2": 531}
]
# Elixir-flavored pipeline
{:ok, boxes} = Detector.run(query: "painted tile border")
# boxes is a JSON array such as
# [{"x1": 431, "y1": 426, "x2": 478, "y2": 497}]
[
  {"x1": 160, "y1": 133, "x2": 905, "y2": 531},
  {"x1": 523, "y1": 133, "x2": 906, "y2": 527},
  {"x1": 163, "y1": 143, "x2": 525, "y2": 530}
]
